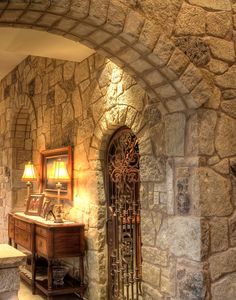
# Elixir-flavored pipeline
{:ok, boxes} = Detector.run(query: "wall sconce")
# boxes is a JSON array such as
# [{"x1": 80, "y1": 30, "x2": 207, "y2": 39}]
[
  {"x1": 22, "y1": 161, "x2": 37, "y2": 199},
  {"x1": 48, "y1": 159, "x2": 70, "y2": 223}
]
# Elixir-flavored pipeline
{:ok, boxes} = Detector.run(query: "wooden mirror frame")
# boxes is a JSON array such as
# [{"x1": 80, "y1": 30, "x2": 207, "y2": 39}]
[{"x1": 40, "y1": 146, "x2": 73, "y2": 201}]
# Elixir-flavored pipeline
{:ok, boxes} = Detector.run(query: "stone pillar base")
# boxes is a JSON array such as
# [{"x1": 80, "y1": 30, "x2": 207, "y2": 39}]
[{"x1": 0, "y1": 291, "x2": 18, "y2": 300}]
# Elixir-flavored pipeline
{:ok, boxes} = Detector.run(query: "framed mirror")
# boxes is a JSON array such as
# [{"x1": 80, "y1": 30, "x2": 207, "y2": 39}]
[{"x1": 40, "y1": 146, "x2": 73, "y2": 201}]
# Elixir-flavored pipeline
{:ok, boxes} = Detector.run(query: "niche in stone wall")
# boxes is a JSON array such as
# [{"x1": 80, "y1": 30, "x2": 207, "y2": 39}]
[{"x1": 12, "y1": 107, "x2": 34, "y2": 211}]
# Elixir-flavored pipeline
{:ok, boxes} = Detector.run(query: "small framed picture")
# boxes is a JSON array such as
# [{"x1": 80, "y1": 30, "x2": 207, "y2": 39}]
[
  {"x1": 40, "y1": 198, "x2": 52, "y2": 218},
  {"x1": 25, "y1": 194, "x2": 44, "y2": 216}
]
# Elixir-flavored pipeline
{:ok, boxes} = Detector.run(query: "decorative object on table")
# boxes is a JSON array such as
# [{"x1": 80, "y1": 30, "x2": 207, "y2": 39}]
[
  {"x1": 52, "y1": 265, "x2": 70, "y2": 286},
  {"x1": 40, "y1": 146, "x2": 73, "y2": 201},
  {"x1": 47, "y1": 159, "x2": 70, "y2": 223},
  {"x1": 40, "y1": 197, "x2": 51, "y2": 218},
  {"x1": 25, "y1": 193, "x2": 44, "y2": 216},
  {"x1": 22, "y1": 161, "x2": 37, "y2": 200}
]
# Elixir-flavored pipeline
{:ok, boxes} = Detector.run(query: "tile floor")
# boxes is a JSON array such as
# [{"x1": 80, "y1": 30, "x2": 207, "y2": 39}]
[{"x1": 18, "y1": 281, "x2": 81, "y2": 300}]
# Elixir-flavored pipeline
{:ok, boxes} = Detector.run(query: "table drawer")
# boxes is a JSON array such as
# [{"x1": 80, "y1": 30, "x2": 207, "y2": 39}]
[
  {"x1": 15, "y1": 227, "x2": 31, "y2": 250},
  {"x1": 36, "y1": 226, "x2": 47, "y2": 238},
  {"x1": 36, "y1": 236, "x2": 47, "y2": 256},
  {"x1": 15, "y1": 219, "x2": 31, "y2": 232}
]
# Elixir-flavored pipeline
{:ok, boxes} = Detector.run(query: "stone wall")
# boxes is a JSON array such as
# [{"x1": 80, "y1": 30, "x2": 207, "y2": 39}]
[
  {"x1": 0, "y1": 53, "x2": 205, "y2": 299},
  {"x1": 0, "y1": 1, "x2": 235, "y2": 299}
]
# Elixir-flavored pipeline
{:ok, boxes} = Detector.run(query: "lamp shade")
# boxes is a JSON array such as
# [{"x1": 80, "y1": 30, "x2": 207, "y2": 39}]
[
  {"x1": 22, "y1": 162, "x2": 37, "y2": 182},
  {"x1": 49, "y1": 159, "x2": 70, "y2": 182}
]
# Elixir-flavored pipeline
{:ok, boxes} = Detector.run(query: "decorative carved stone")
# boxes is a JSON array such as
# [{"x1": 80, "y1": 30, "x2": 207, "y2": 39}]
[
  {"x1": 177, "y1": 261, "x2": 207, "y2": 300},
  {"x1": 47, "y1": 89, "x2": 55, "y2": 107},
  {"x1": 28, "y1": 78, "x2": 35, "y2": 97},
  {"x1": 175, "y1": 36, "x2": 210, "y2": 67},
  {"x1": 11, "y1": 71, "x2": 17, "y2": 84},
  {"x1": 4, "y1": 86, "x2": 10, "y2": 99},
  {"x1": 176, "y1": 178, "x2": 190, "y2": 215}
]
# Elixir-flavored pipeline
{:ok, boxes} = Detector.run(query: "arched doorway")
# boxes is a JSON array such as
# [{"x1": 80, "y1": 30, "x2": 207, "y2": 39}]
[{"x1": 106, "y1": 127, "x2": 142, "y2": 300}]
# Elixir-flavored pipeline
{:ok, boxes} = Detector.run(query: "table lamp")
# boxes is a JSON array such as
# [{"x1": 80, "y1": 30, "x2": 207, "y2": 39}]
[
  {"x1": 22, "y1": 161, "x2": 37, "y2": 199},
  {"x1": 48, "y1": 159, "x2": 70, "y2": 223}
]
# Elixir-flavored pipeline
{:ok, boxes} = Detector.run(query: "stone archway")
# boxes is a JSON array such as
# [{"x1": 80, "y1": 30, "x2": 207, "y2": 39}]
[{"x1": 0, "y1": 1, "x2": 212, "y2": 114}]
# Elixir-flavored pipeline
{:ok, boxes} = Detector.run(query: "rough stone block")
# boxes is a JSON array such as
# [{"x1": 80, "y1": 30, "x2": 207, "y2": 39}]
[
  {"x1": 153, "y1": 35, "x2": 175, "y2": 65},
  {"x1": 211, "y1": 273, "x2": 236, "y2": 300},
  {"x1": 145, "y1": 70, "x2": 164, "y2": 86},
  {"x1": 188, "y1": 0, "x2": 231, "y2": 11},
  {"x1": 166, "y1": 97, "x2": 186, "y2": 113},
  {"x1": 210, "y1": 218, "x2": 228, "y2": 253},
  {"x1": 89, "y1": 30, "x2": 112, "y2": 45},
  {"x1": 167, "y1": 48, "x2": 189, "y2": 76},
  {"x1": 206, "y1": 37, "x2": 235, "y2": 62},
  {"x1": 156, "y1": 217, "x2": 201, "y2": 261},
  {"x1": 117, "y1": 84, "x2": 145, "y2": 111},
  {"x1": 229, "y1": 212, "x2": 236, "y2": 247},
  {"x1": 139, "y1": 20, "x2": 161, "y2": 51},
  {"x1": 190, "y1": 167, "x2": 233, "y2": 217},
  {"x1": 207, "y1": 58, "x2": 229, "y2": 75},
  {"x1": 88, "y1": 0, "x2": 109, "y2": 25},
  {"x1": 216, "y1": 65, "x2": 236, "y2": 89},
  {"x1": 18, "y1": 11, "x2": 42, "y2": 24},
  {"x1": 155, "y1": 85, "x2": 176, "y2": 98},
  {"x1": 175, "y1": 3, "x2": 206, "y2": 36},
  {"x1": 71, "y1": 23, "x2": 96, "y2": 37},
  {"x1": 215, "y1": 113, "x2": 236, "y2": 157},
  {"x1": 130, "y1": 58, "x2": 153, "y2": 73},
  {"x1": 190, "y1": 79, "x2": 212, "y2": 108},
  {"x1": 212, "y1": 158, "x2": 229, "y2": 175},
  {"x1": 142, "y1": 283, "x2": 164, "y2": 300},
  {"x1": 37, "y1": 13, "x2": 61, "y2": 27},
  {"x1": 141, "y1": 209, "x2": 156, "y2": 247},
  {"x1": 180, "y1": 63, "x2": 202, "y2": 91},
  {"x1": 103, "y1": 38, "x2": 126, "y2": 54},
  {"x1": 142, "y1": 246, "x2": 168, "y2": 267},
  {"x1": 210, "y1": 248, "x2": 236, "y2": 281},
  {"x1": 105, "y1": 1, "x2": 126, "y2": 34},
  {"x1": 1, "y1": 10, "x2": 22, "y2": 22},
  {"x1": 69, "y1": 0, "x2": 90, "y2": 19},
  {"x1": 122, "y1": 10, "x2": 144, "y2": 43},
  {"x1": 142, "y1": 261, "x2": 161, "y2": 288},
  {"x1": 165, "y1": 113, "x2": 186, "y2": 156},
  {"x1": 186, "y1": 109, "x2": 217, "y2": 156},
  {"x1": 119, "y1": 48, "x2": 141, "y2": 65},
  {"x1": 206, "y1": 11, "x2": 232, "y2": 38}
]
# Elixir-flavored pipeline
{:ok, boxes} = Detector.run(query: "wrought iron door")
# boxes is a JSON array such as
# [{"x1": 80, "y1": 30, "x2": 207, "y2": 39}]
[{"x1": 106, "y1": 127, "x2": 142, "y2": 300}]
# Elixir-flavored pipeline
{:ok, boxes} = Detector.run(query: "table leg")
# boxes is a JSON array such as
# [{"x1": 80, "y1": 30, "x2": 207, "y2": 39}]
[
  {"x1": 32, "y1": 253, "x2": 36, "y2": 294},
  {"x1": 48, "y1": 259, "x2": 53, "y2": 291},
  {"x1": 79, "y1": 256, "x2": 84, "y2": 286}
]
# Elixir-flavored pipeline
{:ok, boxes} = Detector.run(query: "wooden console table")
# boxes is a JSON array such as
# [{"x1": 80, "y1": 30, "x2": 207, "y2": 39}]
[{"x1": 8, "y1": 212, "x2": 86, "y2": 300}]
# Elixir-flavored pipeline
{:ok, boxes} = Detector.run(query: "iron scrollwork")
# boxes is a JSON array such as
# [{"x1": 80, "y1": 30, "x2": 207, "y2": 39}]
[{"x1": 107, "y1": 128, "x2": 142, "y2": 300}]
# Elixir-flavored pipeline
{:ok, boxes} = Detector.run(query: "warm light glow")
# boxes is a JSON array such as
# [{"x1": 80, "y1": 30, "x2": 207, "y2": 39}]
[
  {"x1": 48, "y1": 159, "x2": 70, "y2": 182},
  {"x1": 22, "y1": 162, "x2": 37, "y2": 182}
]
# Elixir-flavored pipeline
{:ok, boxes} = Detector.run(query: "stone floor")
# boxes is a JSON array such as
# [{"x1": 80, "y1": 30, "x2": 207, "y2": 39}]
[
  {"x1": 18, "y1": 281, "x2": 81, "y2": 300},
  {"x1": 18, "y1": 282, "x2": 45, "y2": 300}
]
